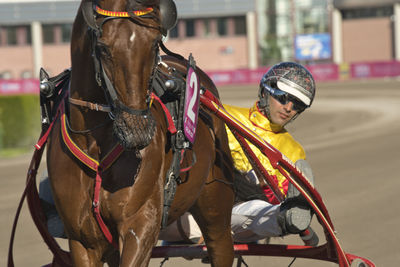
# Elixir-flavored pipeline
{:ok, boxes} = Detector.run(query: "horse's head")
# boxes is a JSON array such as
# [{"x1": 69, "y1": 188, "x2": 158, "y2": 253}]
[{"x1": 80, "y1": 0, "x2": 177, "y2": 150}]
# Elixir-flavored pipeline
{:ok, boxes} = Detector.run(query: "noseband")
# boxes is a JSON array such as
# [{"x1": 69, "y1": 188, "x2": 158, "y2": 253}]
[{"x1": 80, "y1": 0, "x2": 162, "y2": 116}]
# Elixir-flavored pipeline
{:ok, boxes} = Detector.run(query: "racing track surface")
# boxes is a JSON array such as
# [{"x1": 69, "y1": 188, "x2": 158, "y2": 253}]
[{"x1": 1, "y1": 79, "x2": 399, "y2": 267}]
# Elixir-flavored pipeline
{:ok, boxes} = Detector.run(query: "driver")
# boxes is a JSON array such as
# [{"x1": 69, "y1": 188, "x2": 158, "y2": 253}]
[{"x1": 159, "y1": 61, "x2": 318, "y2": 245}]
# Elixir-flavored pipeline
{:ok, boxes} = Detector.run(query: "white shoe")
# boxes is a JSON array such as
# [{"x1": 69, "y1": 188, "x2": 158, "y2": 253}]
[{"x1": 279, "y1": 160, "x2": 314, "y2": 234}]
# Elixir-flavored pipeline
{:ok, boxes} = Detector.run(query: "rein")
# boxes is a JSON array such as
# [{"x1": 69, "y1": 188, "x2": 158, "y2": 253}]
[
  {"x1": 35, "y1": 0, "x2": 184, "y2": 250},
  {"x1": 64, "y1": 92, "x2": 178, "y2": 247},
  {"x1": 69, "y1": 0, "x2": 184, "y2": 240},
  {"x1": 35, "y1": 71, "x2": 179, "y2": 248},
  {"x1": 60, "y1": 99, "x2": 123, "y2": 248}
]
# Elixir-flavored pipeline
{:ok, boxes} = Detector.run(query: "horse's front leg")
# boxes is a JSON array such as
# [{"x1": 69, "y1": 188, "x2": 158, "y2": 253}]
[
  {"x1": 69, "y1": 239, "x2": 104, "y2": 267},
  {"x1": 118, "y1": 192, "x2": 163, "y2": 267}
]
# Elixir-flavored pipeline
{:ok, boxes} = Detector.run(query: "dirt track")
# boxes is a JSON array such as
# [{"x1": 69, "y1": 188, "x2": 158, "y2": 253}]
[{"x1": 1, "y1": 79, "x2": 399, "y2": 266}]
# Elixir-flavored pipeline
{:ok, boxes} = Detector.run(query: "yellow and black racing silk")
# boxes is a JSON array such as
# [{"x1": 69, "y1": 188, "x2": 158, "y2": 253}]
[{"x1": 224, "y1": 102, "x2": 306, "y2": 200}]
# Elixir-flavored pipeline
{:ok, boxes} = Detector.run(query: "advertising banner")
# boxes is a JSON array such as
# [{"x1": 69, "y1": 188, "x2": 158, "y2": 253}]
[
  {"x1": 2, "y1": 61, "x2": 400, "y2": 96},
  {"x1": 307, "y1": 64, "x2": 339, "y2": 81},
  {"x1": 295, "y1": 33, "x2": 332, "y2": 61},
  {"x1": 0, "y1": 79, "x2": 39, "y2": 95},
  {"x1": 351, "y1": 61, "x2": 400, "y2": 78}
]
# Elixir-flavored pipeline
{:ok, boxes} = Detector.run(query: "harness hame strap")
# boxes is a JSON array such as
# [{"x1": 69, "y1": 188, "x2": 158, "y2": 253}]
[
  {"x1": 151, "y1": 93, "x2": 177, "y2": 134},
  {"x1": 69, "y1": 93, "x2": 177, "y2": 134},
  {"x1": 69, "y1": 98, "x2": 112, "y2": 113},
  {"x1": 61, "y1": 94, "x2": 178, "y2": 247},
  {"x1": 60, "y1": 103, "x2": 123, "y2": 248}
]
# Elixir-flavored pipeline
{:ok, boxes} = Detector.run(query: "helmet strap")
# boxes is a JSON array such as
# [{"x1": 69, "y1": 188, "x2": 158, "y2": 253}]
[
  {"x1": 285, "y1": 112, "x2": 299, "y2": 126},
  {"x1": 258, "y1": 88, "x2": 268, "y2": 109},
  {"x1": 257, "y1": 93, "x2": 272, "y2": 121}
]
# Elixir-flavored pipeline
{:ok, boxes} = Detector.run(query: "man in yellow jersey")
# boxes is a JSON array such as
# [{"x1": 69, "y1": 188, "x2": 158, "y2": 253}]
[{"x1": 159, "y1": 62, "x2": 318, "y2": 245}]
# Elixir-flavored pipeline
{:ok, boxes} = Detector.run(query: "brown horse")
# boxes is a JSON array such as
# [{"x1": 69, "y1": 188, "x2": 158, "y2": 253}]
[{"x1": 46, "y1": 0, "x2": 234, "y2": 266}]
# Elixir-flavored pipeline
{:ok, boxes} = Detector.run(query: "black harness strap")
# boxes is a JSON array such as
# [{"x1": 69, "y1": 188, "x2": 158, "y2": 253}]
[
  {"x1": 80, "y1": 1, "x2": 203, "y2": 230},
  {"x1": 82, "y1": 1, "x2": 158, "y2": 117}
]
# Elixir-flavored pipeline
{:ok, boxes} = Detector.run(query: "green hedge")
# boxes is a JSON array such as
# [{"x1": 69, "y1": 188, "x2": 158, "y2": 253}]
[{"x1": 0, "y1": 94, "x2": 41, "y2": 151}]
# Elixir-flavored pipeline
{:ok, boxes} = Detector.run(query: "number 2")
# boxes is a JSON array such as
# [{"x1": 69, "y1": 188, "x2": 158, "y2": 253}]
[{"x1": 187, "y1": 71, "x2": 198, "y2": 122}]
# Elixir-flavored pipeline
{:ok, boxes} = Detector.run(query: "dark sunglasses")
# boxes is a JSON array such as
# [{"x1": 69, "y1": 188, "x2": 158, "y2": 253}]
[{"x1": 266, "y1": 86, "x2": 307, "y2": 112}]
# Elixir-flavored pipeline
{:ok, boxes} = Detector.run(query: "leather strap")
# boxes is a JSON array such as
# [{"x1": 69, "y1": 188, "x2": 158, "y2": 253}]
[
  {"x1": 60, "y1": 100, "x2": 123, "y2": 248},
  {"x1": 151, "y1": 93, "x2": 177, "y2": 134},
  {"x1": 69, "y1": 98, "x2": 112, "y2": 113}
]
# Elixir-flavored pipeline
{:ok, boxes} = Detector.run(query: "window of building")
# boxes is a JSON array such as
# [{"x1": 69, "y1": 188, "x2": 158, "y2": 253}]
[
  {"x1": 7, "y1": 26, "x2": 17, "y2": 45},
  {"x1": 217, "y1": 18, "x2": 227, "y2": 36},
  {"x1": 296, "y1": 4, "x2": 329, "y2": 34},
  {"x1": 168, "y1": 17, "x2": 246, "y2": 39},
  {"x1": 61, "y1": 24, "x2": 72, "y2": 43},
  {"x1": 168, "y1": 24, "x2": 178, "y2": 38},
  {"x1": 43, "y1": 25, "x2": 55, "y2": 44},
  {"x1": 1, "y1": 71, "x2": 12, "y2": 79},
  {"x1": 186, "y1": 19, "x2": 195, "y2": 37},
  {"x1": 276, "y1": 14, "x2": 292, "y2": 36},
  {"x1": 0, "y1": 26, "x2": 31, "y2": 46},
  {"x1": 20, "y1": 70, "x2": 32, "y2": 79},
  {"x1": 234, "y1": 16, "x2": 246, "y2": 35},
  {"x1": 203, "y1": 19, "x2": 211, "y2": 37},
  {"x1": 342, "y1": 6, "x2": 393, "y2": 20},
  {"x1": 25, "y1": 26, "x2": 32, "y2": 44}
]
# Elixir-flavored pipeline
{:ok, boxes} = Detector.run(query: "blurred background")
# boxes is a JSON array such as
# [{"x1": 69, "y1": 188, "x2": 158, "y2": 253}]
[
  {"x1": 1, "y1": 0, "x2": 400, "y2": 153},
  {"x1": 1, "y1": 1, "x2": 400, "y2": 267},
  {"x1": 1, "y1": 0, "x2": 400, "y2": 78}
]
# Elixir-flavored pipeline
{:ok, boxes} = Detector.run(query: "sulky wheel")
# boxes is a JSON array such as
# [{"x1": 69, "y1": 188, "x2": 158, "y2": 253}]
[{"x1": 350, "y1": 258, "x2": 367, "y2": 267}]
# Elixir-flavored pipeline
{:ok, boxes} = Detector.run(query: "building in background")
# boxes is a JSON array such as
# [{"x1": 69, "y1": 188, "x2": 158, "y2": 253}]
[
  {"x1": 0, "y1": 0, "x2": 257, "y2": 78},
  {"x1": 0, "y1": 0, "x2": 78, "y2": 79},
  {"x1": 162, "y1": 0, "x2": 258, "y2": 71},
  {"x1": 257, "y1": 0, "x2": 332, "y2": 66},
  {"x1": 0, "y1": 0, "x2": 399, "y2": 79},
  {"x1": 332, "y1": 0, "x2": 400, "y2": 64}
]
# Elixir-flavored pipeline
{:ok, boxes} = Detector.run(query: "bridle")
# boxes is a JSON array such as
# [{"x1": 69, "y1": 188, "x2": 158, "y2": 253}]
[{"x1": 73, "y1": 0, "x2": 164, "y2": 117}]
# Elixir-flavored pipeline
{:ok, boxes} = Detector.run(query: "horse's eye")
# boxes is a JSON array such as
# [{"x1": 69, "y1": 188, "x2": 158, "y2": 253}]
[
  {"x1": 96, "y1": 43, "x2": 112, "y2": 59},
  {"x1": 152, "y1": 38, "x2": 161, "y2": 50}
]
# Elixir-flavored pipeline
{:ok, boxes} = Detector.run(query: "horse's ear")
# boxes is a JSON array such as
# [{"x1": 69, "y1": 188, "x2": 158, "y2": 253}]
[
  {"x1": 159, "y1": 0, "x2": 177, "y2": 35},
  {"x1": 39, "y1": 68, "x2": 50, "y2": 81},
  {"x1": 81, "y1": 0, "x2": 98, "y2": 31}
]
